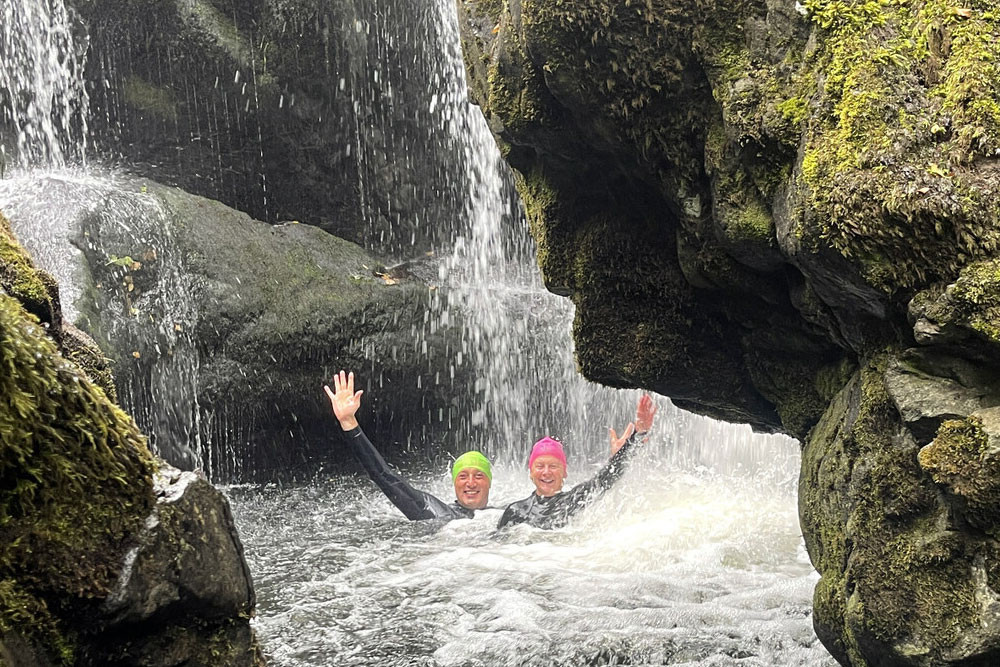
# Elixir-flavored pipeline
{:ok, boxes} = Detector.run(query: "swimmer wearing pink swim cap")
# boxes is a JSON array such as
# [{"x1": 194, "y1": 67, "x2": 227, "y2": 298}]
[{"x1": 498, "y1": 395, "x2": 657, "y2": 530}]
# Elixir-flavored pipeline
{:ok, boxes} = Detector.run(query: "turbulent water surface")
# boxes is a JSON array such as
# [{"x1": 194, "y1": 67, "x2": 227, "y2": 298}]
[{"x1": 228, "y1": 421, "x2": 837, "y2": 667}]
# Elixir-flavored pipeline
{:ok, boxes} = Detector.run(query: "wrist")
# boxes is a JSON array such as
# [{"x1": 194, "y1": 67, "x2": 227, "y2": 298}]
[{"x1": 339, "y1": 417, "x2": 359, "y2": 431}]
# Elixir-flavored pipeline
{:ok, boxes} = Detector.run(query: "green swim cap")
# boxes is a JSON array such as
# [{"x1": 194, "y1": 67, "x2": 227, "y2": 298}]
[{"x1": 451, "y1": 451, "x2": 492, "y2": 481}]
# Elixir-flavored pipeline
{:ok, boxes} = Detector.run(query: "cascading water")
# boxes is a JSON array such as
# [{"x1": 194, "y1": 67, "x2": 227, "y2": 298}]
[
  {"x1": 229, "y1": 1, "x2": 834, "y2": 665},
  {"x1": 0, "y1": 0, "x2": 202, "y2": 469},
  {"x1": 1, "y1": 0, "x2": 835, "y2": 663},
  {"x1": 0, "y1": 0, "x2": 88, "y2": 170}
]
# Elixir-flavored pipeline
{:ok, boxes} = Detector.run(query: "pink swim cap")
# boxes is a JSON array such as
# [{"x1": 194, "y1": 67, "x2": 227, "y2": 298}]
[{"x1": 529, "y1": 436, "x2": 567, "y2": 469}]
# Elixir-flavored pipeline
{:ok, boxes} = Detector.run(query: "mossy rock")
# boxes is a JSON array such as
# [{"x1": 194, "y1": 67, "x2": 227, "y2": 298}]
[
  {"x1": 0, "y1": 212, "x2": 59, "y2": 330},
  {"x1": 919, "y1": 415, "x2": 1000, "y2": 533},
  {"x1": 801, "y1": 354, "x2": 1000, "y2": 666},
  {"x1": 0, "y1": 292, "x2": 156, "y2": 664},
  {"x1": 797, "y1": 0, "x2": 1000, "y2": 292}
]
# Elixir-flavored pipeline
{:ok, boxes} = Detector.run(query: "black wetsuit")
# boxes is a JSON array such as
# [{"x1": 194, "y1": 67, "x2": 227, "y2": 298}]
[
  {"x1": 343, "y1": 426, "x2": 474, "y2": 521},
  {"x1": 497, "y1": 432, "x2": 644, "y2": 530}
]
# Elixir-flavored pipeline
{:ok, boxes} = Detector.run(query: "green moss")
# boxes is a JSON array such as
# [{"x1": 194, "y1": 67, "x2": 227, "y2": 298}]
[
  {"x1": 849, "y1": 528, "x2": 977, "y2": 654},
  {"x1": 0, "y1": 213, "x2": 55, "y2": 323},
  {"x1": 918, "y1": 416, "x2": 1000, "y2": 532},
  {"x1": 61, "y1": 332, "x2": 118, "y2": 402},
  {"x1": 515, "y1": 166, "x2": 569, "y2": 292},
  {"x1": 483, "y1": 14, "x2": 553, "y2": 140},
  {"x1": 799, "y1": 372, "x2": 858, "y2": 665},
  {"x1": 798, "y1": 0, "x2": 1000, "y2": 291},
  {"x1": 746, "y1": 352, "x2": 847, "y2": 439},
  {"x1": 777, "y1": 96, "x2": 809, "y2": 127},
  {"x1": 493, "y1": 0, "x2": 714, "y2": 189},
  {"x1": 98, "y1": 617, "x2": 264, "y2": 666},
  {"x1": 947, "y1": 259, "x2": 1000, "y2": 342},
  {"x1": 0, "y1": 294, "x2": 156, "y2": 663},
  {"x1": 729, "y1": 198, "x2": 773, "y2": 242},
  {"x1": 0, "y1": 580, "x2": 74, "y2": 664}
]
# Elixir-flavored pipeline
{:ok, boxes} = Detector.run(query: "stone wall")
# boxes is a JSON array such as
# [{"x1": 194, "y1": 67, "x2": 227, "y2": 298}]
[{"x1": 459, "y1": 0, "x2": 1000, "y2": 663}]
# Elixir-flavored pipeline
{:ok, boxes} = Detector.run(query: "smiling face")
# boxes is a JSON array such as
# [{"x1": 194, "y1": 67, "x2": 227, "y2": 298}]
[
  {"x1": 529, "y1": 455, "x2": 567, "y2": 497},
  {"x1": 453, "y1": 468, "x2": 491, "y2": 509}
]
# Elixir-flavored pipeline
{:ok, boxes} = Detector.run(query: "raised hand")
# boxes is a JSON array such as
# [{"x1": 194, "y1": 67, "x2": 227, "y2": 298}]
[
  {"x1": 609, "y1": 422, "x2": 635, "y2": 457},
  {"x1": 635, "y1": 394, "x2": 656, "y2": 434},
  {"x1": 324, "y1": 370, "x2": 364, "y2": 430}
]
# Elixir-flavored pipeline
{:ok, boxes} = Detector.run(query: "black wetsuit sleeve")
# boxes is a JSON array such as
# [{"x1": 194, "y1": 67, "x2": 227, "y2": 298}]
[
  {"x1": 561, "y1": 430, "x2": 644, "y2": 515},
  {"x1": 342, "y1": 426, "x2": 449, "y2": 521}
]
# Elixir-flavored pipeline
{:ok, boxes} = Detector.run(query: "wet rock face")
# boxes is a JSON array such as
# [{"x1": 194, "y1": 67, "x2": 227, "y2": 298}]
[
  {"x1": 461, "y1": 0, "x2": 1000, "y2": 664},
  {"x1": 460, "y1": 0, "x2": 850, "y2": 436},
  {"x1": 801, "y1": 355, "x2": 1000, "y2": 667},
  {"x1": 69, "y1": 0, "x2": 467, "y2": 255},
  {"x1": 102, "y1": 466, "x2": 255, "y2": 626},
  {"x1": 460, "y1": 0, "x2": 1000, "y2": 434},
  {"x1": 8, "y1": 174, "x2": 464, "y2": 480},
  {"x1": 0, "y1": 230, "x2": 263, "y2": 666},
  {"x1": 95, "y1": 465, "x2": 264, "y2": 666}
]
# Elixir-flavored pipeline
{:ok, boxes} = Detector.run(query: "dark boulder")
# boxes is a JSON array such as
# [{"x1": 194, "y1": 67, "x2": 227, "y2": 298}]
[{"x1": 3, "y1": 174, "x2": 465, "y2": 480}]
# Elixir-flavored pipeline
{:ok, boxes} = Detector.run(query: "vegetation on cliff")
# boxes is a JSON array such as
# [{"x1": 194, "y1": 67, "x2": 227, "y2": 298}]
[
  {"x1": 1, "y1": 217, "x2": 156, "y2": 663},
  {"x1": 460, "y1": 0, "x2": 1000, "y2": 664},
  {"x1": 797, "y1": 0, "x2": 1000, "y2": 289},
  {"x1": 800, "y1": 357, "x2": 1000, "y2": 666}
]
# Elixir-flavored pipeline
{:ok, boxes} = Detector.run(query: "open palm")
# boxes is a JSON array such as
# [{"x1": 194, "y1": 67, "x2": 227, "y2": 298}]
[{"x1": 325, "y1": 370, "x2": 363, "y2": 428}]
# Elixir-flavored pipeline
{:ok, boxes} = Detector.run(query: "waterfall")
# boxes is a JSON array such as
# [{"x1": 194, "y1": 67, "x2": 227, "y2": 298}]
[
  {"x1": 0, "y1": 1, "x2": 834, "y2": 664},
  {"x1": 0, "y1": 0, "x2": 802, "y2": 478},
  {"x1": 0, "y1": 0, "x2": 201, "y2": 469},
  {"x1": 0, "y1": 0, "x2": 89, "y2": 170},
  {"x1": 416, "y1": 0, "x2": 802, "y2": 477}
]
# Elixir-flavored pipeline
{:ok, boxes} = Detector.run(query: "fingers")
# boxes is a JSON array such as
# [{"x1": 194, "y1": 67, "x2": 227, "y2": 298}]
[
  {"x1": 636, "y1": 394, "x2": 657, "y2": 431},
  {"x1": 332, "y1": 370, "x2": 358, "y2": 396},
  {"x1": 354, "y1": 389, "x2": 364, "y2": 403},
  {"x1": 624, "y1": 421, "x2": 636, "y2": 439}
]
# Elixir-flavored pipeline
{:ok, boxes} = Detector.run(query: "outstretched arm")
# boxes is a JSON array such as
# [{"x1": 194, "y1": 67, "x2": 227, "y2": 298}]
[
  {"x1": 325, "y1": 370, "x2": 439, "y2": 520},
  {"x1": 564, "y1": 394, "x2": 657, "y2": 514}
]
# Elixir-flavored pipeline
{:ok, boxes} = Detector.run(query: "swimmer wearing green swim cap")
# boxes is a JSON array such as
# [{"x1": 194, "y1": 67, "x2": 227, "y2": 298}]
[{"x1": 326, "y1": 370, "x2": 494, "y2": 520}]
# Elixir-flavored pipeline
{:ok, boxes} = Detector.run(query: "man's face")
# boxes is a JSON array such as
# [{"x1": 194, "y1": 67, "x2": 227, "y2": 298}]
[
  {"x1": 530, "y1": 455, "x2": 566, "y2": 497},
  {"x1": 453, "y1": 468, "x2": 491, "y2": 509}
]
